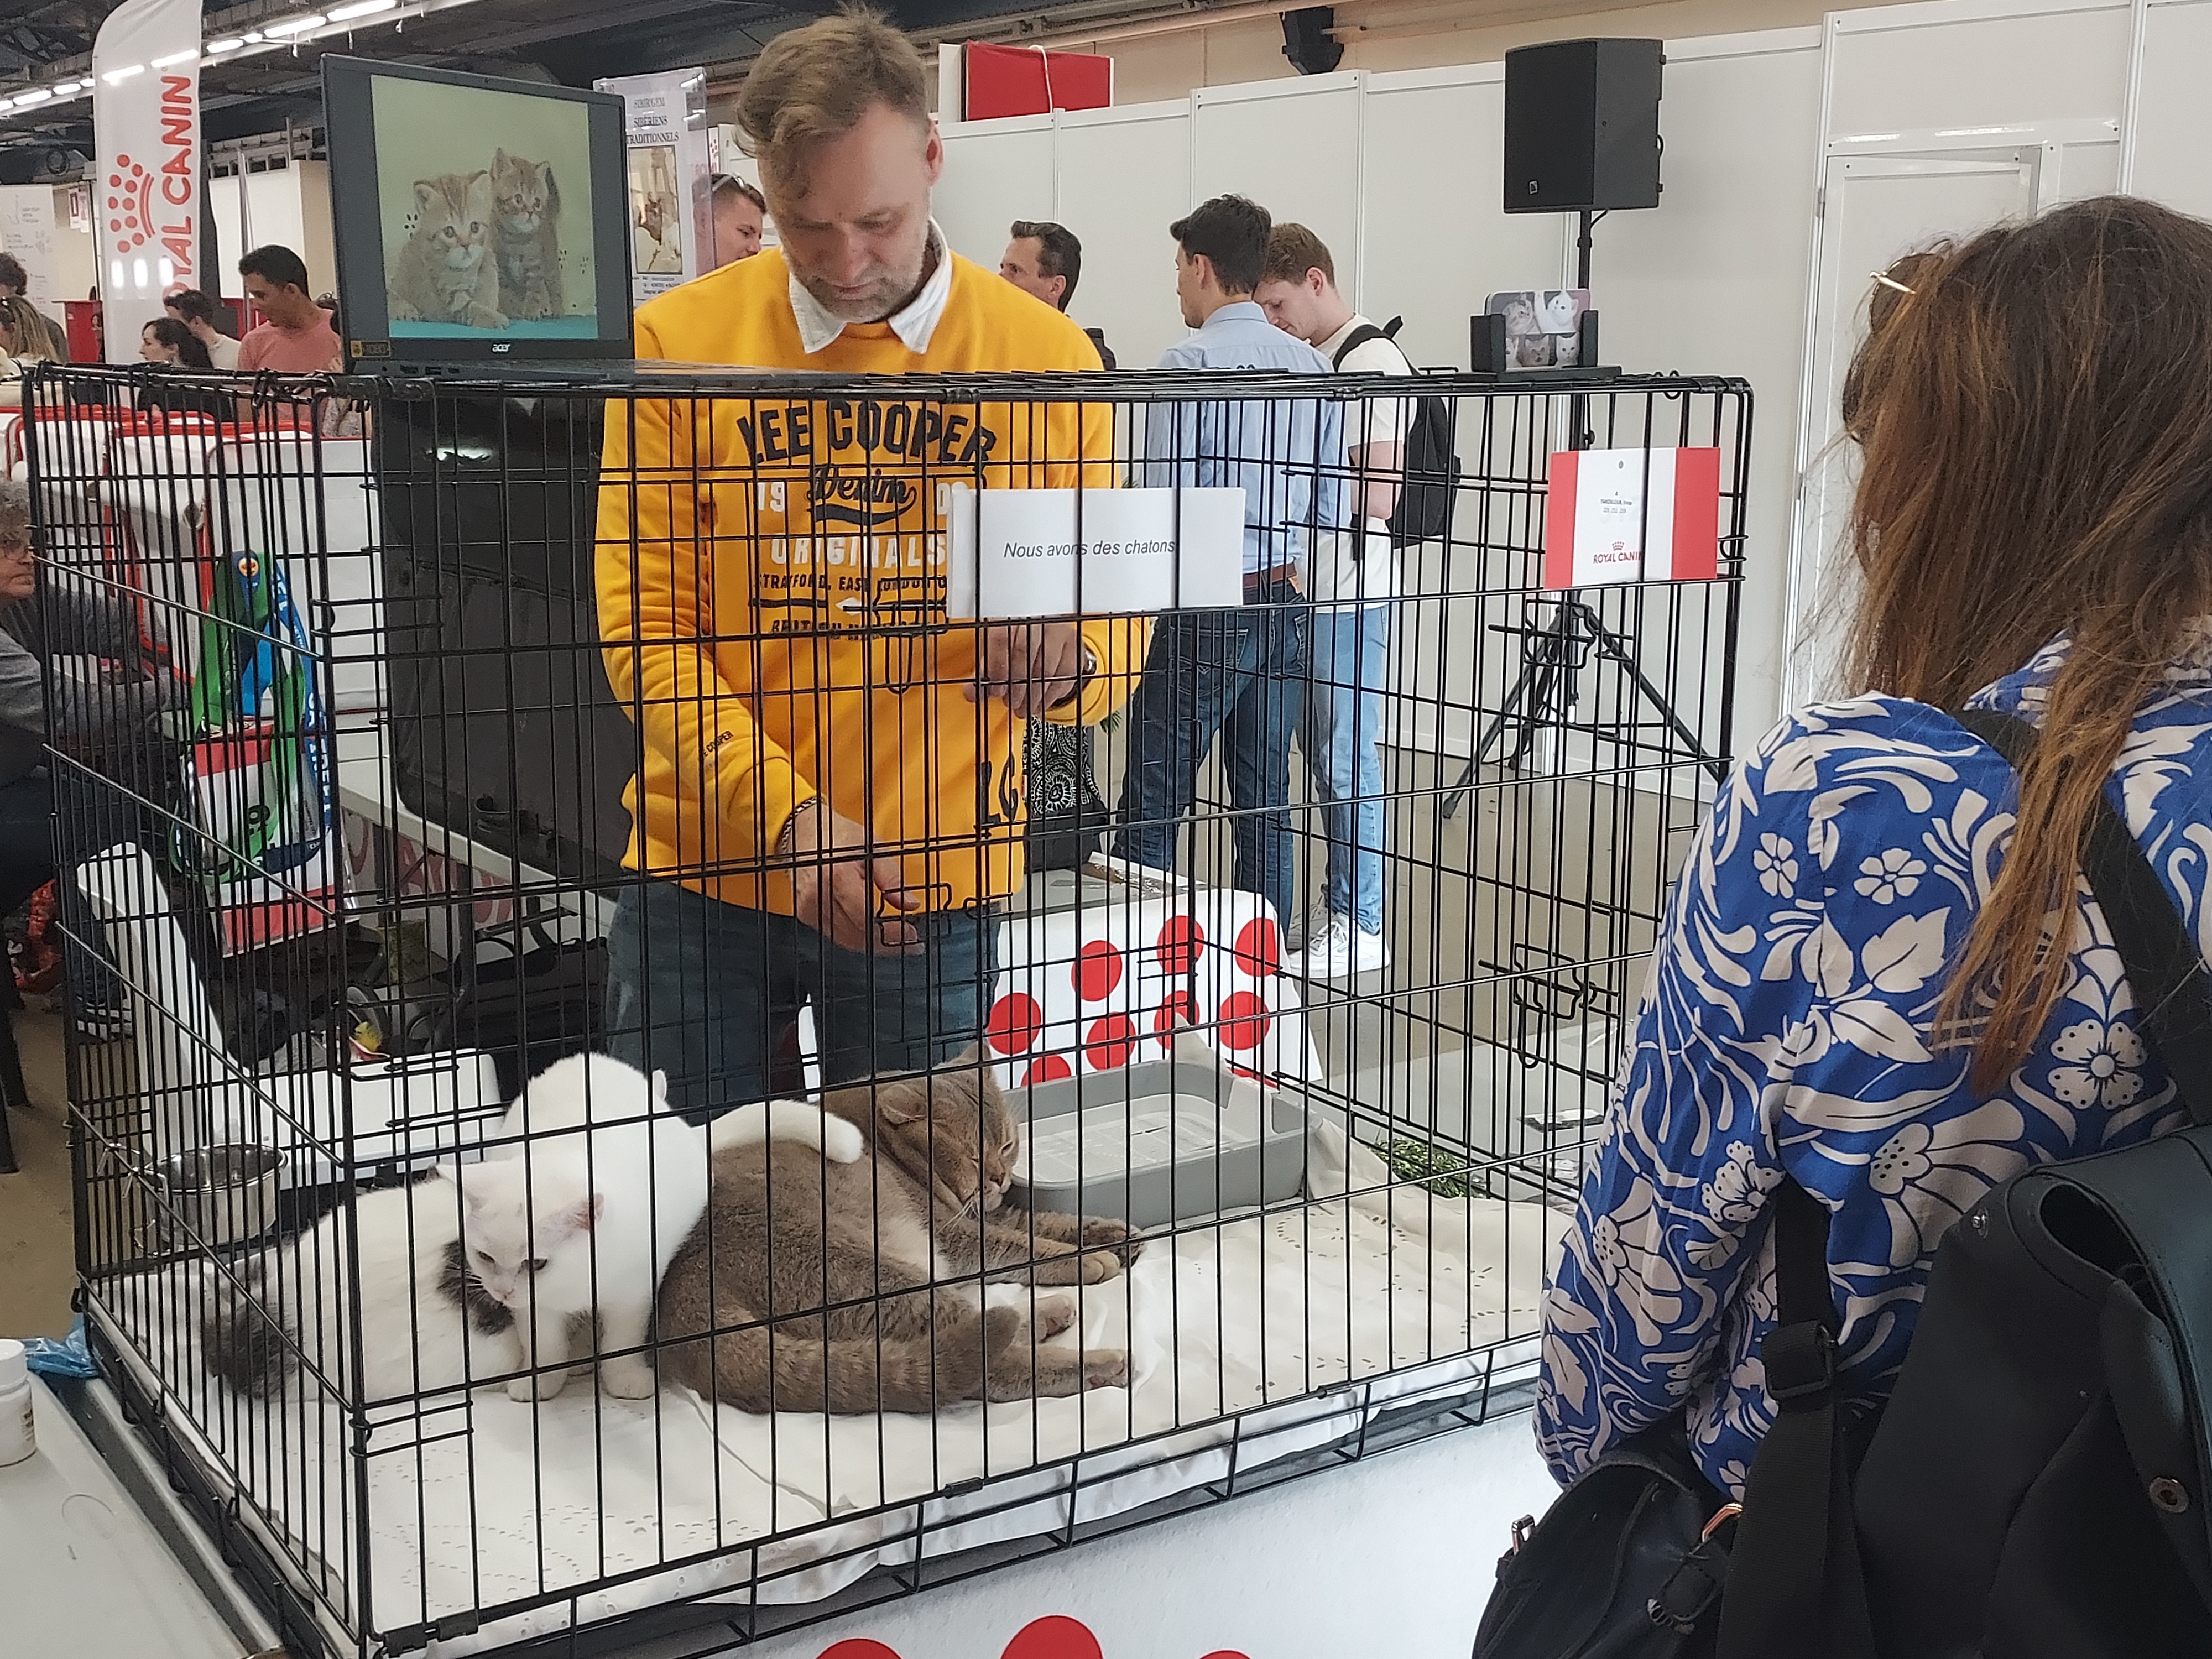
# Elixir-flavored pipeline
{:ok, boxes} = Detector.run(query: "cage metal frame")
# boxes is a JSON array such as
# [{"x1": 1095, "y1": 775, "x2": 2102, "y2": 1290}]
[{"x1": 24, "y1": 361, "x2": 1752, "y2": 1658}]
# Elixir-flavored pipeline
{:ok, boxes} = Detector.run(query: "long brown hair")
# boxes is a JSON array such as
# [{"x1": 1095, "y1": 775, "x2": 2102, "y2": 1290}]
[{"x1": 1847, "y1": 196, "x2": 2212, "y2": 1085}]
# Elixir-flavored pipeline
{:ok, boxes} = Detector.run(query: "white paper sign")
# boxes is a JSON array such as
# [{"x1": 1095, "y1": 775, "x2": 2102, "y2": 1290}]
[
  {"x1": 596, "y1": 69, "x2": 713, "y2": 305},
  {"x1": 946, "y1": 487, "x2": 1247, "y2": 618}
]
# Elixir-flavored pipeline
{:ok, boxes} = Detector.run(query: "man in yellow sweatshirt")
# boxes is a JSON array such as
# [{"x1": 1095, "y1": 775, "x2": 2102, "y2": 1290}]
[{"x1": 597, "y1": 7, "x2": 1144, "y2": 1114}]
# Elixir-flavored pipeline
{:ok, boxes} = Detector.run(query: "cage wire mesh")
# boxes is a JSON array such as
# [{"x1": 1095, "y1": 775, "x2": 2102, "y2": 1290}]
[{"x1": 25, "y1": 360, "x2": 1749, "y2": 1657}]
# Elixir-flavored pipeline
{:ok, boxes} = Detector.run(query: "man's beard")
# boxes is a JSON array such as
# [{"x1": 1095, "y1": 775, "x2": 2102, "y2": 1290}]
[{"x1": 795, "y1": 232, "x2": 935, "y2": 324}]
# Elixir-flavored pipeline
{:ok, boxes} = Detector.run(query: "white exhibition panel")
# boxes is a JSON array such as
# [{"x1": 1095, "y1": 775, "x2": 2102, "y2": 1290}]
[
  {"x1": 1191, "y1": 72, "x2": 1364, "y2": 282},
  {"x1": 933, "y1": 110, "x2": 1056, "y2": 280},
  {"x1": 1055, "y1": 101, "x2": 1194, "y2": 371},
  {"x1": 2126, "y1": 0, "x2": 2212, "y2": 216}
]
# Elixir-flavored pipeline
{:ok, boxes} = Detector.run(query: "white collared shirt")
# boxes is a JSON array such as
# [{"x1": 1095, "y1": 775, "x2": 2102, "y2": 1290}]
[{"x1": 786, "y1": 220, "x2": 953, "y2": 357}]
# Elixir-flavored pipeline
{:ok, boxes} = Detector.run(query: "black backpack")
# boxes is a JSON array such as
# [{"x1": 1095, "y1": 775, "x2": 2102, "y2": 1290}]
[
  {"x1": 1718, "y1": 706, "x2": 2212, "y2": 1659},
  {"x1": 1332, "y1": 316, "x2": 1461, "y2": 549}
]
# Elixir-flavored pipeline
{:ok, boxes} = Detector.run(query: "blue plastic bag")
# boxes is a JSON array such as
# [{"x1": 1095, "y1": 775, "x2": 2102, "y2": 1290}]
[{"x1": 21, "y1": 1316, "x2": 95, "y2": 1379}]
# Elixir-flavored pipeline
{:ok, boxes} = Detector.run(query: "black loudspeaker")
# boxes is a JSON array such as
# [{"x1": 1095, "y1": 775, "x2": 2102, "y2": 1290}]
[
  {"x1": 1503, "y1": 38, "x2": 1662, "y2": 213},
  {"x1": 1281, "y1": 7, "x2": 1344, "y2": 76}
]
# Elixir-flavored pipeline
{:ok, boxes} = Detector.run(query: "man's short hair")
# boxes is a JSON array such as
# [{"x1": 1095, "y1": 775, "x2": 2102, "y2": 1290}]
[
  {"x1": 1262, "y1": 223, "x2": 1335, "y2": 288},
  {"x1": 1010, "y1": 220, "x2": 1082, "y2": 309},
  {"x1": 718, "y1": 174, "x2": 768, "y2": 213},
  {"x1": 0, "y1": 253, "x2": 24, "y2": 294},
  {"x1": 1170, "y1": 195, "x2": 1271, "y2": 295},
  {"x1": 735, "y1": 6, "x2": 929, "y2": 199},
  {"x1": 238, "y1": 244, "x2": 310, "y2": 295},
  {"x1": 165, "y1": 286, "x2": 217, "y2": 326}
]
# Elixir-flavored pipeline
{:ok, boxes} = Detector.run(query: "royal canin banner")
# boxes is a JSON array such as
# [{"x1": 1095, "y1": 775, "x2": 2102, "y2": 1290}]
[
  {"x1": 1542, "y1": 446, "x2": 1721, "y2": 590},
  {"x1": 92, "y1": 0, "x2": 201, "y2": 364}
]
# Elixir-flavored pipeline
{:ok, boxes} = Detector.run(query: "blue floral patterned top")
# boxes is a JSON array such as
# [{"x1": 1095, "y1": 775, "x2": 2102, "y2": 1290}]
[{"x1": 1536, "y1": 633, "x2": 2212, "y2": 1498}]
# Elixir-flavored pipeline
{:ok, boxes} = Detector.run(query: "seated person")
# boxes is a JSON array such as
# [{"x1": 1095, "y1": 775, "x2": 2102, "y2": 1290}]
[
  {"x1": 0, "y1": 478, "x2": 176, "y2": 1037},
  {"x1": 0, "y1": 296, "x2": 62, "y2": 409},
  {"x1": 1538, "y1": 200, "x2": 2212, "y2": 1516},
  {"x1": 137, "y1": 319, "x2": 227, "y2": 421}
]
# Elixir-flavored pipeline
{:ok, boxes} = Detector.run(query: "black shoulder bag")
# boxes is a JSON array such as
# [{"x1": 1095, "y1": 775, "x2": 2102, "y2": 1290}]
[{"x1": 1716, "y1": 707, "x2": 2212, "y2": 1659}]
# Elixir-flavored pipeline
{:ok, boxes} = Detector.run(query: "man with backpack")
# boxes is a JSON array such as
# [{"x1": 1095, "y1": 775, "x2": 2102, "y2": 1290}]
[{"x1": 1256, "y1": 224, "x2": 1437, "y2": 978}]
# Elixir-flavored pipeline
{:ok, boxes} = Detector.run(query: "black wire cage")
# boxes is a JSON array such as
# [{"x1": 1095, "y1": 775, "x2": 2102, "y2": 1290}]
[{"x1": 26, "y1": 360, "x2": 1750, "y2": 1658}]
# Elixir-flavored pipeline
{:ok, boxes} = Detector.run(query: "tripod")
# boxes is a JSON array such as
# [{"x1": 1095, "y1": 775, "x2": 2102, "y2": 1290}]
[
  {"x1": 1437, "y1": 207, "x2": 1726, "y2": 820},
  {"x1": 1437, "y1": 594, "x2": 1729, "y2": 821}
]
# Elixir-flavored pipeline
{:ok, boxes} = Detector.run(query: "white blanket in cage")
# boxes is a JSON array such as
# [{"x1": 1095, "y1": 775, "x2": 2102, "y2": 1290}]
[{"x1": 109, "y1": 1125, "x2": 1564, "y2": 1655}]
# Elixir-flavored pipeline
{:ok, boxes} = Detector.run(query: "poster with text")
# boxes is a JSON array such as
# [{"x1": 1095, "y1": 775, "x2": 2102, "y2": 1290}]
[{"x1": 596, "y1": 68, "x2": 710, "y2": 304}]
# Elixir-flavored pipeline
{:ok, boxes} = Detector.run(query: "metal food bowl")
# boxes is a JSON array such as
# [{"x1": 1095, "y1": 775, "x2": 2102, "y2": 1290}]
[{"x1": 132, "y1": 1143, "x2": 285, "y2": 1252}]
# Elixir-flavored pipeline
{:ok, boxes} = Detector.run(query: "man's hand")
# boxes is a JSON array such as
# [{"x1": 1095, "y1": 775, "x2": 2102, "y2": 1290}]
[
  {"x1": 968, "y1": 622, "x2": 1086, "y2": 719},
  {"x1": 784, "y1": 798, "x2": 924, "y2": 954}
]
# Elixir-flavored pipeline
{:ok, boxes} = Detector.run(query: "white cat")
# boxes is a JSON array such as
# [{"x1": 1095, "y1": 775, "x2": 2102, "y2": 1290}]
[
  {"x1": 203, "y1": 1058, "x2": 860, "y2": 1405},
  {"x1": 449, "y1": 1055, "x2": 864, "y2": 1402}
]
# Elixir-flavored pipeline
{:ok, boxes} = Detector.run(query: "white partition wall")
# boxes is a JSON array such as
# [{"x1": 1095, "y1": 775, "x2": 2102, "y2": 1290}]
[
  {"x1": 1192, "y1": 72, "x2": 1365, "y2": 276},
  {"x1": 1055, "y1": 101, "x2": 1194, "y2": 370}
]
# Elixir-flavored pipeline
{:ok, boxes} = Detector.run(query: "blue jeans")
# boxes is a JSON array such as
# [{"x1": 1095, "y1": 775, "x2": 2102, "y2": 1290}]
[
  {"x1": 604, "y1": 877, "x2": 999, "y2": 1120},
  {"x1": 1112, "y1": 582, "x2": 1309, "y2": 927},
  {"x1": 1303, "y1": 603, "x2": 1391, "y2": 935}
]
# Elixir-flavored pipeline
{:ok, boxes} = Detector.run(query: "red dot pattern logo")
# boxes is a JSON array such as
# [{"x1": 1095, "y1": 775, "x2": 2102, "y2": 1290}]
[
  {"x1": 1155, "y1": 914, "x2": 1204, "y2": 974},
  {"x1": 1002, "y1": 1618, "x2": 1105, "y2": 1659},
  {"x1": 1073, "y1": 937, "x2": 1123, "y2": 1001},
  {"x1": 1084, "y1": 1014, "x2": 1136, "y2": 1070},
  {"x1": 987, "y1": 991, "x2": 1043, "y2": 1056},
  {"x1": 1218, "y1": 990, "x2": 1274, "y2": 1051},
  {"x1": 1231, "y1": 917, "x2": 1279, "y2": 980},
  {"x1": 1153, "y1": 989, "x2": 1197, "y2": 1047},
  {"x1": 107, "y1": 153, "x2": 155, "y2": 252},
  {"x1": 1021, "y1": 1052, "x2": 1073, "y2": 1087}
]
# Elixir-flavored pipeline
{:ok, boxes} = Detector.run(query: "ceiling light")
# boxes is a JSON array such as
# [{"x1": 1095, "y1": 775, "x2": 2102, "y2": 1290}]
[
  {"x1": 102, "y1": 65, "x2": 145, "y2": 84},
  {"x1": 243, "y1": 30, "x2": 264, "y2": 42},
  {"x1": 208, "y1": 38, "x2": 245, "y2": 51},
  {"x1": 151, "y1": 49, "x2": 200, "y2": 68},
  {"x1": 13, "y1": 88, "x2": 51, "y2": 105},
  {"x1": 0, "y1": 100, "x2": 14, "y2": 112},
  {"x1": 264, "y1": 14, "x2": 326, "y2": 36},
  {"x1": 329, "y1": 0, "x2": 397, "y2": 19}
]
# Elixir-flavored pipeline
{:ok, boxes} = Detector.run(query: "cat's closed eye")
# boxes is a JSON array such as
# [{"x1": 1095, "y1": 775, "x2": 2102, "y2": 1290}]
[
  {"x1": 473, "y1": 1249, "x2": 493, "y2": 1266},
  {"x1": 526, "y1": 1257, "x2": 549, "y2": 1274}
]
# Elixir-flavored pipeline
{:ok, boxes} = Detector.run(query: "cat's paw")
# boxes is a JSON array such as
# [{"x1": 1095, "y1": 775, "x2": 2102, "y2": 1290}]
[
  {"x1": 507, "y1": 1369, "x2": 569, "y2": 1403},
  {"x1": 1076, "y1": 1248, "x2": 1124, "y2": 1285},
  {"x1": 471, "y1": 307, "x2": 510, "y2": 329},
  {"x1": 1082, "y1": 1348, "x2": 1131, "y2": 1390},
  {"x1": 1082, "y1": 1219, "x2": 1144, "y2": 1263},
  {"x1": 820, "y1": 1117, "x2": 865, "y2": 1164},
  {"x1": 390, "y1": 300, "x2": 422, "y2": 322},
  {"x1": 1032, "y1": 1294, "x2": 1078, "y2": 1340},
  {"x1": 599, "y1": 1357, "x2": 657, "y2": 1399}
]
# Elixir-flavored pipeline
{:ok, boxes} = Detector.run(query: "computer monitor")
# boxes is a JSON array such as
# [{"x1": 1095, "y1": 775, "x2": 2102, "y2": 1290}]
[{"x1": 322, "y1": 56, "x2": 632, "y2": 368}]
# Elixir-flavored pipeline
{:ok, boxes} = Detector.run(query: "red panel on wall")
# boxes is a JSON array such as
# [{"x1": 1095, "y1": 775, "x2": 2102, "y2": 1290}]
[{"x1": 962, "y1": 42, "x2": 1112, "y2": 120}]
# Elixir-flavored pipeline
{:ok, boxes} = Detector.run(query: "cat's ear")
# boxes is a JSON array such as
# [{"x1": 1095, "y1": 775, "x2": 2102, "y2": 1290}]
[
  {"x1": 413, "y1": 179, "x2": 439, "y2": 208},
  {"x1": 558, "y1": 1192, "x2": 603, "y2": 1235},
  {"x1": 650, "y1": 1068, "x2": 670, "y2": 1113},
  {"x1": 874, "y1": 1078, "x2": 931, "y2": 1126},
  {"x1": 493, "y1": 147, "x2": 510, "y2": 169}
]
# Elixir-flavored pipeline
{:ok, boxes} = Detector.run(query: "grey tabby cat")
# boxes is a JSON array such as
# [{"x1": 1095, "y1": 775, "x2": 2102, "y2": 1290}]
[
  {"x1": 388, "y1": 170, "x2": 507, "y2": 329},
  {"x1": 490, "y1": 149, "x2": 563, "y2": 322},
  {"x1": 656, "y1": 1056, "x2": 1140, "y2": 1413}
]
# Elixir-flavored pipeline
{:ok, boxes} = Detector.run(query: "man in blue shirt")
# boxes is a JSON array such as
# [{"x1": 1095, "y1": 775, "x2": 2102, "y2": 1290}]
[{"x1": 1113, "y1": 194, "x2": 1343, "y2": 936}]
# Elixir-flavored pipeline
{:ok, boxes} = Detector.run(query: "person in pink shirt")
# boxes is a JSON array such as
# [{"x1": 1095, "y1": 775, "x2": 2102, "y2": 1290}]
[{"x1": 234, "y1": 246, "x2": 341, "y2": 374}]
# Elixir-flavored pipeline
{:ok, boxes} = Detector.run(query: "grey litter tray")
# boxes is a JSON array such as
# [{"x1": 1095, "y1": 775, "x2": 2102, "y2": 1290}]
[{"x1": 1008, "y1": 1034, "x2": 1308, "y2": 1230}]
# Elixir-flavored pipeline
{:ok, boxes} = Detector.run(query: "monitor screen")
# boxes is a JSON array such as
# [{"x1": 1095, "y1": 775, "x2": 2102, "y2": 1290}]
[{"x1": 324, "y1": 56, "x2": 632, "y2": 367}]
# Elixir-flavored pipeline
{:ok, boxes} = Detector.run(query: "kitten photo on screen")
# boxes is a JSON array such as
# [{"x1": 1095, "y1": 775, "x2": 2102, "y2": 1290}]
[
  {"x1": 389, "y1": 169, "x2": 509, "y2": 329},
  {"x1": 491, "y1": 148, "x2": 564, "y2": 322}
]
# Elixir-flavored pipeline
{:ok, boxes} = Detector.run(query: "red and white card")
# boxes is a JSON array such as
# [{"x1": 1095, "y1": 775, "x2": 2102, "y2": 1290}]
[{"x1": 1542, "y1": 447, "x2": 1721, "y2": 590}]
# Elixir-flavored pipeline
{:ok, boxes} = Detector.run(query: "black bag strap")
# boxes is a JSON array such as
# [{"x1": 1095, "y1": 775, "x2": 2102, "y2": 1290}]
[
  {"x1": 1954, "y1": 707, "x2": 2212, "y2": 1128},
  {"x1": 1716, "y1": 1177, "x2": 1877, "y2": 1659},
  {"x1": 1331, "y1": 324, "x2": 1390, "y2": 370}
]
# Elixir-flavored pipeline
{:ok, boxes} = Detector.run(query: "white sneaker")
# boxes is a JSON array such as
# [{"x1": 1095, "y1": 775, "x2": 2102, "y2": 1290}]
[
  {"x1": 1285, "y1": 901, "x2": 1332, "y2": 958},
  {"x1": 1295, "y1": 913, "x2": 1390, "y2": 980}
]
